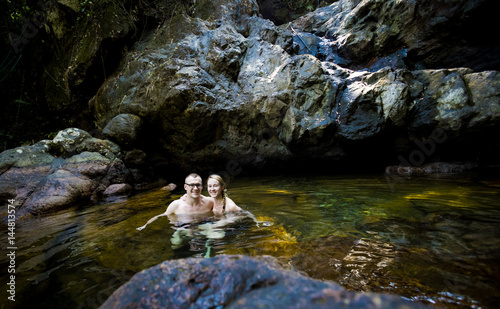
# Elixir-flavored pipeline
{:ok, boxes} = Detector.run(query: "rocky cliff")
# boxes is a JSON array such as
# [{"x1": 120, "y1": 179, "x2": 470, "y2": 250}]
[{"x1": 91, "y1": 0, "x2": 500, "y2": 174}]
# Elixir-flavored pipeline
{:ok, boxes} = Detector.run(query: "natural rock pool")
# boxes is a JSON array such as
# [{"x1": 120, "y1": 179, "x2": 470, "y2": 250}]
[{"x1": 2, "y1": 173, "x2": 499, "y2": 308}]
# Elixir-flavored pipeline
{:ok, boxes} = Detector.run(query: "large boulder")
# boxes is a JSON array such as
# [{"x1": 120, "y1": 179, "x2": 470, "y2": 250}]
[
  {"x1": 102, "y1": 113, "x2": 143, "y2": 148},
  {"x1": 100, "y1": 255, "x2": 428, "y2": 309},
  {"x1": 89, "y1": 0, "x2": 500, "y2": 173},
  {"x1": 0, "y1": 128, "x2": 135, "y2": 219}
]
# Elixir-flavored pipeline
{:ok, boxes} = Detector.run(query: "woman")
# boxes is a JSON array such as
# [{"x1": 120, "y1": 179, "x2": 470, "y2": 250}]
[{"x1": 206, "y1": 174, "x2": 242, "y2": 214}]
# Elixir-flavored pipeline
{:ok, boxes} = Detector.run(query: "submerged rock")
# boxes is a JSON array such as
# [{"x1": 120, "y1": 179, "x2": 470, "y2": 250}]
[
  {"x1": 100, "y1": 255, "x2": 428, "y2": 309},
  {"x1": 160, "y1": 183, "x2": 177, "y2": 191}
]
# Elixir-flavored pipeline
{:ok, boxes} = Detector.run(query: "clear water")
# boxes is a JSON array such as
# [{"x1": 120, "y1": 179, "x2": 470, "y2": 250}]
[{"x1": 1, "y1": 173, "x2": 499, "y2": 308}]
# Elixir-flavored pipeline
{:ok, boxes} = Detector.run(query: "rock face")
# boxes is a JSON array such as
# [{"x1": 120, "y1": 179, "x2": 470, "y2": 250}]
[
  {"x1": 292, "y1": 0, "x2": 500, "y2": 71},
  {"x1": 36, "y1": 0, "x2": 167, "y2": 111},
  {"x1": 0, "y1": 128, "x2": 135, "y2": 218},
  {"x1": 100, "y1": 255, "x2": 428, "y2": 309},
  {"x1": 91, "y1": 0, "x2": 500, "y2": 173}
]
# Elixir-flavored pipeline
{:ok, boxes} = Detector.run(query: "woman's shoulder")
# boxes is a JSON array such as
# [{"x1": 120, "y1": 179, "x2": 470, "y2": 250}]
[
  {"x1": 225, "y1": 197, "x2": 242, "y2": 211},
  {"x1": 225, "y1": 196, "x2": 236, "y2": 205}
]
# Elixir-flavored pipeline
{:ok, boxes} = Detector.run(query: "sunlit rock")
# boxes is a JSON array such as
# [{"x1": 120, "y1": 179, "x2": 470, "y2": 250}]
[{"x1": 89, "y1": 0, "x2": 499, "y2": 172}]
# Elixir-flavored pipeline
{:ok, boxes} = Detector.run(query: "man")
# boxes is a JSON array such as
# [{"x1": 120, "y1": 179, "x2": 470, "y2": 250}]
[{"x1": 136, "y1": 173, "x2": 214, "y2": 231}]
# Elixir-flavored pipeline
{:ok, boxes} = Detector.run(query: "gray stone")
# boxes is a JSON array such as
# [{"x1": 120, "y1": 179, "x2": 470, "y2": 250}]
[
  {"x1": 51, "y1": 128, "x2": 93, "y2": 156},
  {"x1": 100, "y1": 255, "x2": 428, "y2": 309},
  {"x1": 102, "y1": 113, "x2": 143, "y2": 148},
  {"x1": 103, "y1": 183, "x2": 133, "y2": 195},
  {"x1": 0, "y1": 128, "x2": 138, "y2": 219}
]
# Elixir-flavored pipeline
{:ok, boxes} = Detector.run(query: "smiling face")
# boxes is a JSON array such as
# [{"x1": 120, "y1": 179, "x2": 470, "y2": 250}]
[
  {"x1": 207, "y1": 177, "x2": 224, "y2": 199},
  {"x1": 184, "y1": 175, "x2": 203, "y2": 198}
]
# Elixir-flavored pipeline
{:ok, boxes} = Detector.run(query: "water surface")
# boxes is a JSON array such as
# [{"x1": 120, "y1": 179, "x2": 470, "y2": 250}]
[{"x1": 1, "y1": 173, "x2": 499, "y2": 308}]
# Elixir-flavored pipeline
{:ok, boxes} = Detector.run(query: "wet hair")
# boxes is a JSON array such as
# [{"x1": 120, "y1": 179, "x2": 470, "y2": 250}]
[
  {"x1": 185, "y1": 173, "x2": 202, "y2": 183},
  {"x1": 208, "y1": 174, "x2": 227, "y2": 210}
]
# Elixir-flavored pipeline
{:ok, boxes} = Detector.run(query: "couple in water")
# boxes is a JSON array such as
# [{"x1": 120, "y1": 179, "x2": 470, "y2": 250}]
[{"x1": 136, "y1": 173, "x2": 242, "y2": 231}]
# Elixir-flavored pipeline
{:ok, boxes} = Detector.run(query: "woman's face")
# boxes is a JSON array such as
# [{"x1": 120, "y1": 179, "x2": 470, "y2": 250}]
[{"x1": 207, "y1": 178, "x2": 223, "y2": 198}]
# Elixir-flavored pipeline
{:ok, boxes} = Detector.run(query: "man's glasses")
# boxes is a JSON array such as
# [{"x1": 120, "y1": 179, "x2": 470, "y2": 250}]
[{"x1": 185, "y1": 183, "x2": 203, "y2": 188}]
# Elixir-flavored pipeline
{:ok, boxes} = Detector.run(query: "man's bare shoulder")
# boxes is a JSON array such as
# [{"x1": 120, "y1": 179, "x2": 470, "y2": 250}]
[
  {"x1": 200, "y1": 195, "x2": 214, "y2": 204},
  {"x1": 170, "y1": 199, "x2": 183, "y2": 206},
  {"x1": 165, "y1": 199, "x2": 182, "y2": 214}
]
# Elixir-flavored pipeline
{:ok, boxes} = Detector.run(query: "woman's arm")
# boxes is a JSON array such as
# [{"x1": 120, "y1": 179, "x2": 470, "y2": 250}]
[{"x1": 225, "y1": 197, "x2": 243, "y2": 212}]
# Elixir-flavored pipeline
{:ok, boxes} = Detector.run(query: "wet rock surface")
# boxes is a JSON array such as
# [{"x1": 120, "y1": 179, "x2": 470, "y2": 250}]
[
  {"x1": 103, "y1": 183, "x2": 133, "y2": 196},
  {"x1": 292, "y1": 0, "x2": 500, "y2": 71},
  {"x1": 100, "y1": 255, "x2": 428, "y2": 309},
  {"x1": 0, "y1": 128, "x2": 147, "y2": 218},
  {"x1": 90, "y1": 0, "x2": 500, "y2": 173}
]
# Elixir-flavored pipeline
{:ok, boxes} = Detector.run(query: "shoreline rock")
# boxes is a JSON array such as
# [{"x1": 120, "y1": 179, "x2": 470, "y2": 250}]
[
  {"x1": 0, "y1": 128, "x2": 158, "y2": 219},
  {"x1": 103, "y1": 183, "x2": 133, "y2": 196},
  {"x1": 385, "y1": 162, "x2": 478, "y2": 176}
]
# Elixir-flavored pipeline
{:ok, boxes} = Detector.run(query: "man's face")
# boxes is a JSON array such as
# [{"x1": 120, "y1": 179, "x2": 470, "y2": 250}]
[{"x1": 184, "y1": 176, "x2": 203, "y2": 198}]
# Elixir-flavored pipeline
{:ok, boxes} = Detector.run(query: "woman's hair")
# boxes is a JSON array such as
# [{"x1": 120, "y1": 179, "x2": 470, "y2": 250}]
[{"x1": 208, "y1": 174, "x2": 227, "y2": 210}]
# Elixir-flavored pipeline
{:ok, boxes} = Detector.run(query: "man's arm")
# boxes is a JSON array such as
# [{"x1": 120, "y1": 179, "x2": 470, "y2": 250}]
[
  {"x1": 136, "y1": 213, "x2": 167, "y2": 231},
  {"x1": 202, "y1": 195, "x2": 215, "y2": 210},
  {"x1": 136, "y1": 200, "x2": 180, "y2": 230},
  {"x1": 165, "y1": 199, "x2": 180, "y2": 215}
]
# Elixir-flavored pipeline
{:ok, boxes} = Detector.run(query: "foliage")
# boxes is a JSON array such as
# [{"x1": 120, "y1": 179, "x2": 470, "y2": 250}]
[
  {"x1": 0, "y1": 0, "x2": 191, "y2": 150},
  {"x1": 286, "y1": 0, "x2": 319, "y2": 12},
  {"x1": 79, "y1": 0, "x2": 95, "y2": 19},
  {"x1": 3, "y1": 0, "x2": 33, "y2": 27},
  {"x1": 0, "y1": 0, "x2": 73, "y2": 150}
]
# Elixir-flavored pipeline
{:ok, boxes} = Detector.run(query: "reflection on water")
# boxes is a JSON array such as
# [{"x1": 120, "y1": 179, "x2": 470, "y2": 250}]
[
  {"x1": 167, "y1": 212, "x2": 259, "y2": 258},
  {"x1": 1, "y1": 173, "x2": 499, "y2": 308}
]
